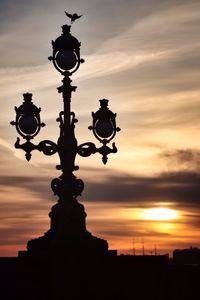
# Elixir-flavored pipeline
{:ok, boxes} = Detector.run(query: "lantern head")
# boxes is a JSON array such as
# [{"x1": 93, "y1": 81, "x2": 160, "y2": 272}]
[
  {"x1": 49, "y1": 24, "x2": 84, "y2": 75},
  {"x1": 89, "y1": 99, "x2": 120, "y2": 144},
  {"x1": 10, "y1": 93, "x2": 45, "y2": 140}
]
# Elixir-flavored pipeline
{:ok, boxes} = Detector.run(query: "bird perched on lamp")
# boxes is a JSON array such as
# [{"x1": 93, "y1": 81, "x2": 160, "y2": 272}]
[{"x1": 65, "y1": 12, "x2": 82, "y2": 24}]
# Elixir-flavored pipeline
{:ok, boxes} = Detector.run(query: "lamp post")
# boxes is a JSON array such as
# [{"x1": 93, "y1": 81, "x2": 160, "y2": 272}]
[{"x1": 11, "y1": 13, "x2": 120, "y2": 257}]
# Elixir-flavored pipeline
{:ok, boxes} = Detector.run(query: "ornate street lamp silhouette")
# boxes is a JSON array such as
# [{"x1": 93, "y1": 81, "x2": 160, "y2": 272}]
[{"x1": 11, "y1": 14, "x2": 120, "y2": 257}]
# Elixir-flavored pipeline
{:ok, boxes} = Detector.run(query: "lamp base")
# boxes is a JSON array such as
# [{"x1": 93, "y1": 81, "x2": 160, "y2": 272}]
[{"x1": 26, "y1": 199, "x2": 108, "y2": 258}]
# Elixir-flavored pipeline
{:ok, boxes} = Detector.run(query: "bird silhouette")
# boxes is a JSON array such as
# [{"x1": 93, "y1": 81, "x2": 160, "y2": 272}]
[{"x1": 65, "y1": 12, "x2": 82, "y2": 24}]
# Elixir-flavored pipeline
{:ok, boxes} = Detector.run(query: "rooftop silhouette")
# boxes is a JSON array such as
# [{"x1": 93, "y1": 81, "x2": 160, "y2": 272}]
[{"x1": 0, "y1": 252, "x2": 200, "y2": 300}]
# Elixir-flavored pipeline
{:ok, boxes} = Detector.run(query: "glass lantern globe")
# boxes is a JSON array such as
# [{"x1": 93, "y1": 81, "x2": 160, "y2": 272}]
[
  {"x1": 18, "y1": 115, "x2": 38, "y2": 135},
  {"x1": 56, "y1": 50, "x2": 77, "y2": 71},
  {"x1": 95, "y1": 120, "x2": 114, "y2": 138}
]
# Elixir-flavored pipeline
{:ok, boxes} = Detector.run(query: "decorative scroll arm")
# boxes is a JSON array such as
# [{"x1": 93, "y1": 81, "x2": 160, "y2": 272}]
[
  {"x1": 37, "y1": 140, "x2": 58, "y2": 155},
  {"x1": 77, "y1": 141, "x2": 117, "y2": 164},
  {"x1": 14, "y1": 137, "x2": 58, "y2": 161},
  {"x1": 77, "y1": 142, "x2": 97, "y2": 157}
]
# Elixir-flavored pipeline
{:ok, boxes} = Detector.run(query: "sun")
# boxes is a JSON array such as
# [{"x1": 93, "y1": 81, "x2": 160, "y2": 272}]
[{"x1": 141, "y1": 207, "x2": 179, "y2": 221}]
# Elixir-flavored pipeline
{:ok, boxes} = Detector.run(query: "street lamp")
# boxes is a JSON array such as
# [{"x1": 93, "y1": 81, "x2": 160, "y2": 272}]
[{"x1": 11, "y1": 13, "x2": 120, "y2": 257}]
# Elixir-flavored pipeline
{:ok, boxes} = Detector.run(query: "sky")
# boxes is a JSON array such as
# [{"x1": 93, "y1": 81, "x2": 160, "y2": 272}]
[{"x1": 1, "y1": 0, "x2": 200, "y2": 256}]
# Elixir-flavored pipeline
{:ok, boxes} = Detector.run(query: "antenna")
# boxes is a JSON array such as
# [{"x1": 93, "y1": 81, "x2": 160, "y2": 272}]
[
  {"x1": 132, "y1": 238, "x2": 136, "y2": 256},
  {"x1": 142, "y1": 239, "x2": 145, "y2": 256}
]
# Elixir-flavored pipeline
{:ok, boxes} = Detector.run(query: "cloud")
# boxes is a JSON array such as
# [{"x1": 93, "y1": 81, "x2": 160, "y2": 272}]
[
  {"x1": 84, "y1": 171, "x2": 200, "y2": 209},
  {"x1": 2, "y1": 139, "x2": 200, "y2": 209},
  {"x1": 0, "y1": 175, "x2": 52, "y2": 200},
  {"x1": 161, "y1": 149, "x2": 200, "y2": 171}
]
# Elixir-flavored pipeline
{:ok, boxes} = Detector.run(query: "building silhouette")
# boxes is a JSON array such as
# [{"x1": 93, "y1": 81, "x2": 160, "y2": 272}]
[{"x1": 173, "y1": 246, "x2": 200, "y2": 265}]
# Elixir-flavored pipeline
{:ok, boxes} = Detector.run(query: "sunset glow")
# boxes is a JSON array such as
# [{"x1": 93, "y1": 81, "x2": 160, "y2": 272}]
[{"x1": 141, "y1": 207, "x2": 179, "y2": 221}]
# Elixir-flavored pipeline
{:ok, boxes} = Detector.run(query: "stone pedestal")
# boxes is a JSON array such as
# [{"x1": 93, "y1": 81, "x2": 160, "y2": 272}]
[{"x1": 26, "y1": 199, "x2": 108, "y2": 257}]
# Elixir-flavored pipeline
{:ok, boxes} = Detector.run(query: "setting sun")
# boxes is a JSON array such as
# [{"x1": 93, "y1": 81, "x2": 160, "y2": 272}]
[{"x1": 141, "y1": 207, "x2": 179, "y2": 221}]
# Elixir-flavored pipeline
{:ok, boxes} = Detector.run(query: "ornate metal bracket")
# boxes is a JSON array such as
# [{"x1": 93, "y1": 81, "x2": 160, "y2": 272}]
[
  {"x1": 77, "y1": 141, "x2": 117, "y2": 164},
  {"x1": 15, "y1": 137, "x2": 58, "y2": 161}
]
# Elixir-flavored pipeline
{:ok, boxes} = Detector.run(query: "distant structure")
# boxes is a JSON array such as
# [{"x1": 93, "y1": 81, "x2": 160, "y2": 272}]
[
  {"x1": 154, "y1": 245, "x2": 157, "y2": 256},
  {"x1": 132, "y1": 239, "x2": 136, "y2": 255},
  {"x1": 130, "y1": 239, "x2": 160, "y2": 256},
  {"x1": 173, "y1": 247, "x2": 200, "y2": 265}
]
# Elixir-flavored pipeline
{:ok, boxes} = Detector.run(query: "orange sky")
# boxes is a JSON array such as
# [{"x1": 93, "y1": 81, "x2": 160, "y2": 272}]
[{"x1": 1, "y1": 0, "x2": 200, "y2": 256}]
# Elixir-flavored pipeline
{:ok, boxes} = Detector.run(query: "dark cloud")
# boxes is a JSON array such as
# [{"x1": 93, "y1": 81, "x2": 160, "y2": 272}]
[
  {"x1": 0, "y1": 175, "x2": 52, "y2": 200},
  {"x1": 2, "y1": 168, "x2": 200, "y2": 209},
  {"x1": 84, "y1": 171, "x2": 200, "y2": 209},
  {"x1": 161, "y1": 149, "x2": 200, "y2": 170},
  {"x1": 162, "y1": 149, "x2": 195, "y2": 163}
]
